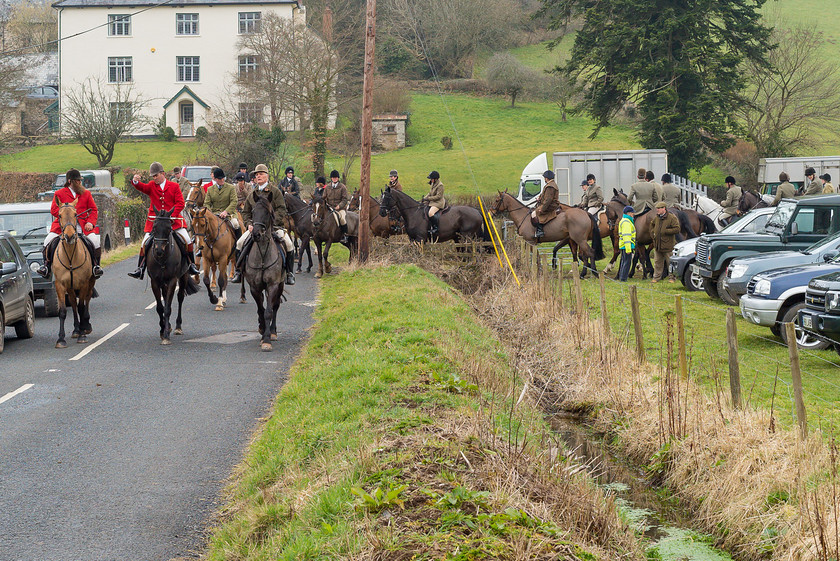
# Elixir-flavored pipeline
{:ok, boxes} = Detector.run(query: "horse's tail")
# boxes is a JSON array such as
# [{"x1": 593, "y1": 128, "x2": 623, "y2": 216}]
[
  {"x1": 676, "y1": 210, "x2": 697, "y2": 238},
  {"x1": 589, "y1": 213, "x2": 605, "y2": 261},
  {"x1": 481, "y1": 221, "x2": 491, "y2": 243},
  {"x1": 182, "y1": 275, "x2": 200, "y2": 295},
  {"x1": 698, "y1": 212, "x2": 716, "y2": 234}
]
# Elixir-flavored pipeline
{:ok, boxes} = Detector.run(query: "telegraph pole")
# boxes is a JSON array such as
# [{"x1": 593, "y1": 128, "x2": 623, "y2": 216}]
[{"x1": 358, "y1": 0, "x2": 376, "y2": 263}]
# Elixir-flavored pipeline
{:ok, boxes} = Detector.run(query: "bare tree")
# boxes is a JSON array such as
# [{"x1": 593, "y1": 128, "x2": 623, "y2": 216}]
[
  {"x1": 0, "y1": 57, "x2": 26, "y2": 142},
  {"x1": 62, "y1": 78, "x2": 150, "y2": 167},
  {"x1": 5, "y1": 3, "x2": 57, "y2": 52},
  {"x1": 737, "y1": 23, "x2": 840, "y2": 162},
  {"x1": 485, "y1": 53, "x2": 533, "y2": 107},
  {"x1": 0, "y1": 0, "x2": 12, "y2": 51},
  {"x1": 236, "y1": 13, "x2": 291, "y2": 128}
]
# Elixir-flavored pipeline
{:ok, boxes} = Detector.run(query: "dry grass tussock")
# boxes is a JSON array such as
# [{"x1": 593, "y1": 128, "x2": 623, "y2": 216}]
[{"x1": 461, "y1": 257, "x2": 840, "y2": 561}]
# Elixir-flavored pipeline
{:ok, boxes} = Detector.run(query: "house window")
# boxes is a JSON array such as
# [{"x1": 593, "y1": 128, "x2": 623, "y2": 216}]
[
  {"x1": 176, "y1": 56, "x2": 200, "y2": 82},
  {"x1": 108, "y1": 57, "x2": 132, "y2": 83},
  {"x1": 108, "y1": 14, "x2": 131, "y2": 36},
  {"x1": 109, "y1": 102, "x2": 132, "y2": 122},
  {"x1": 239, "y1": 102, "x2": 263, "y2": 124},
  {"x1": 384, "y1": 125, "x2": 396, "y2": 133},
  {"x1": 176, "y1": 13, "x2": 199, "y2": 35},
  {"x1": 238, "y1": 12, "x2": 261, "y2": 34},
  {"x1": 238, "y1": 55, "x2": 260, "y2": 80}
]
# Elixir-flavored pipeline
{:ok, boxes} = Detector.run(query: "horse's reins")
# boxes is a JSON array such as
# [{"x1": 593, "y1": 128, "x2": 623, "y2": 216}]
[
  {"x1": 492, "y1": 193, "x2": 536, "y2": 232},
  {"x1": 250, "y1": 219, "x2": 280, "y2": 271},
  {"x1": 193, "y1": 214, "x2": 228, "y2": 257},
  {"x1": 56, "y1": 205, "x2": 93, "y2": 287}
]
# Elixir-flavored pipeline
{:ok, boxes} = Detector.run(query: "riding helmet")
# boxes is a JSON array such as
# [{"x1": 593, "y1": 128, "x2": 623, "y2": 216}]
[
  {"x1": 66, "y1": 168, "x2": 82, "y2": 182},
  {"x1": 285, "y1": 166, "x2": 295, "y2": 174},
  {"x1": 213, "y1": 168, "x2": 225, "y2": 179},
  {"x1": 725, "y1": 176, "x2": 736, "y2": 185},
  {"x1": 805, "y1": 167, "x2": 816, "y2": 177},
  {"x1": 661, "y1": 173, "x2": 672, "y2": 183},
  {"x1": 239, "y1": 162, "x2": 248, "y2": 169},
  {"x1": 234, "y1": 172, "x2": 248, "y2": 182},
  {"x1": 316, "y1": 176, "x2": 326, "y2": 185},
  {"x1": 543, "y1": 170, "x2": 555, "y2": 180},
  {"x1": 149, "y1": 161, "x2": 165, "y2": 175},
  {"x1": 330, "y1": 169, "x2": 340, "y2": 179},
  {"x1": 389, "y1": 169, "x2": 398, "y2": 177}
]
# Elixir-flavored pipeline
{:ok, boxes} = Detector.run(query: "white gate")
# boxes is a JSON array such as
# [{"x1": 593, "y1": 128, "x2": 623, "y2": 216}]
[{"x1": 671, "y1": 174, "x2": 708, "y2": 207}]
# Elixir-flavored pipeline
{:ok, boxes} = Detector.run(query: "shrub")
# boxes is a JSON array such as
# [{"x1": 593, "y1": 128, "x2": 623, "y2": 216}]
[
  {"x1": 194, "y1": 126, "x2": 208, "y2": 141},
  {"x1": 441, "y1": 136, "x2": 453, "y2": 150},
  {"x1": 159, "y1": 126, "x2": 176, "y2": 142},
  {"x1": 121, "y1": 168, "x2": 149, "y2": 197},
  {"x1": 0, "y1": 172, "x2": 57, "y2": 203},
  {"x1": 115, "y1": 198, "x2": 147, "y2": 241}
]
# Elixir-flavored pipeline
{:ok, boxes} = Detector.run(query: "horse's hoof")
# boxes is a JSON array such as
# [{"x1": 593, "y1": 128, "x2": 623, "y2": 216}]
[
  {"x1": 325, "y1": 264, "x2": 332, "y2": 273},
  {"x1": 270, "y1": 333, "x2": 278, "y2": 341},
  {"x1": 161, "y1": 338, "x2": 172, "y2": 346},
  {"x1": 261, "y1": 343, "x2": 272, "y2": 352},
  {"x1": 315, "y1": 272, "x2": 322, "y2": 278},
  {"x1": 55, "y1": 340, "x2": 67, "y2": 349},
  {"x1": 240, "y1": 297, "x2": 247, "y2": 304},
  {"x1": 71, "y1": 331, "x2": 80, "y2": 339},
  {"x1": 306, "y1": 268, "x2": 312, "y2": 273},
  {"x1": 77, "y1": 335, "x2": 88, "y2": 344},
  {"x1": 84, "y1": 328, "x2": 92, "y2": 335},
  {"x1": 173, "y1": 328, "x2": 183, "y2": 335},
  {"x1": 215, "y1": 305, "x2": 224, "y2": 311},
  {"x1": 296, "y1": 268, "x2": 302, "y2": 273}
]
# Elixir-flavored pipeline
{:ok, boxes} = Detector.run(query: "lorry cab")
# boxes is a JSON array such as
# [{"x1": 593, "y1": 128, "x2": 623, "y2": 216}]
[{"x1": 516, "y1": 153, "x2": 548, "y2": 207}]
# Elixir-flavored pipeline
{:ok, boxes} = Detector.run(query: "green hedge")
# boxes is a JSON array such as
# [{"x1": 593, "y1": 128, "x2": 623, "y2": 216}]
[{"x1": 116, "y1": 198, "x2": 148, "y2": 241}]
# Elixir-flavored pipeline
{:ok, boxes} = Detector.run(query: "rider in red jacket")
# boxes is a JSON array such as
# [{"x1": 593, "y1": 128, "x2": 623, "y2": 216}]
[
  {"x1": 127, "y1": 161, "x2": 200, "y2": 279},
  {"x1": 37, "y1": 168, "x2": 104, "y2": 279}
]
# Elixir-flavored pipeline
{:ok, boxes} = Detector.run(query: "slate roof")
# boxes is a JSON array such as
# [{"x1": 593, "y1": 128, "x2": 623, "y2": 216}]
[{"x1": 53, "y1": 0, "x2": 296, "y2": 7}]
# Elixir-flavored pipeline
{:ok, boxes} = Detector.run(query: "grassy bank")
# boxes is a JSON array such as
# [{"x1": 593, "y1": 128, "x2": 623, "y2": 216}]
[{"x1": 205, "y1": 264, "x2": 642, "y2": 560}]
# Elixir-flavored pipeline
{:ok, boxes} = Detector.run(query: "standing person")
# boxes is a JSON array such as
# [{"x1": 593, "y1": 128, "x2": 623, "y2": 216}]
[
  {"x1": 234, "y1": 172, "x2": 252, "y2": 213},
  {"x1": 38, "y1": 168, "x2": 104, "y2": 279},
  {"x1": 649, "y1": 202, "x2": 681, "y2": 282},
  {"x1": 628, "y1": 168, "x2": 658, "y2": 212},
  {"x1": 645, "y1": 170, "x2": 663, "y2": 202},
  {"x1": 235, "y1": 163, "x2": 296, "y2": 285},
  {"x1": 388, "y1": 170, "x2": 403, "y2": 191},
  {"x1": 326, "y1": 170, "x2": 350, "y2": 243},
  {"x1": 719, "y1": 176, "x2": 742, "y2": 226},
  {"x1": 772, "y1": 172, "x2": 796, "y2": 206},
  {"x1": 423, "y1": 170, "x2": 447, "y2": 240},
  {"x1": 530, "y1": 170, "x2": 559, "y2": 239},
  {"x1": 822, "y1": 174, "x2": 836, "y2": 194},
  {"x1": 173, "y1": 167, "x2": 192, "y2": 199},
  {"x1": 578, "y1": 173, "x2": 603, "y2": 214},
  {"x1": 660, "y1": 173, "x2": 682, "y2": 207},
  {"x1": 127, "y1": 162, "x2": 199, "y2": 279},
  {"x1": 279, "y1": 166, "x2": 302, "y2": 199},
  {"x1": 617, "y1": 206, "x2": 636, "y2": 282},
  {"x1": 803, "y1": 167, "x2": 824, "y2": 196}
]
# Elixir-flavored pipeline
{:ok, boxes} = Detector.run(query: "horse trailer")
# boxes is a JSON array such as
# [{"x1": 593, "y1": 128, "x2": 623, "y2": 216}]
[
  {"x1": 517, "y1": 150, "x2": 669, "y2": 208},
  {"x1": 758, "y1": 156, "x2": 840, "y2": 196}
]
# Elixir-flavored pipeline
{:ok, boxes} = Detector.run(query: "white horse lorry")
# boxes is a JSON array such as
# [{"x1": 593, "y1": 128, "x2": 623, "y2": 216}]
[
  {"x1": 517, "y1": 150, "x2": 707, "y2": 208},
  {"x1": 758, "y1": 156, "x2": 840, "y2": 195}
]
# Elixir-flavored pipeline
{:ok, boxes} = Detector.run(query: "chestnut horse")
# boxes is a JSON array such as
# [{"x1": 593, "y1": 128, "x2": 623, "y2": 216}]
[
  {"x1": 52, "y1": 201, "x2": 95, "y2": 348},
  {"x1": 191, "y1": 207, "x2": 238, "y2": 311},
  {"x1": 490, "y1": 191, "x2": 604, "y2": 275},
  {"x1": 349, "y1": 189, "x2": 399, "y2": 238}
]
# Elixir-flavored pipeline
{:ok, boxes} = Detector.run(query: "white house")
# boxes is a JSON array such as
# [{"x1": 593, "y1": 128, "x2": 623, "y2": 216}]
[{"x1": 53, "y1": 0, "x2": 306, "y2": 137}]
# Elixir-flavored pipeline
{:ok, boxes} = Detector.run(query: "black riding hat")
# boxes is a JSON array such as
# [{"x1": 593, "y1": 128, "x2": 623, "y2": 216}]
[
  {"x1": 285, "y1": 166, "x2": 294, "y2": 174},
  {"x1": 543, "y1": 170, "x2": 555, "y2": 180},
  {"x1": 213, "y1": 168, "x2": 225, "y2": 179},
  {"x1": 330, "y1": 169, "x2": 340, "y2": 179},
  {"x1": 427, "y1": 170, "x2": 440, "y2": 180}
]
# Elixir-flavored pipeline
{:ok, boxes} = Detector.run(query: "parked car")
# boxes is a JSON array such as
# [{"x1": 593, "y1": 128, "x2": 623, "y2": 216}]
[
  {"x1": 721, "y1": 230, "x2": 840, "y2": 305},
  {"x1": 799, "y1": 272, "x2": 840, "y2": 354},
  {"x1": 671, "y1": 207, "x2": 774, "y2": 291},
  {"x1": 26, "y1": 85, "x2": 58, "y2": 99},
  {"x1": 0, "y1": 202, "x2": 59, "y2": 316},
  {"x1": 740, "y1": 261, "x2": 840, "y2": 349},
  {"x1": 0, "y1": 231, "x2": 36, "y2": 353},
  {"x1": 695, "y1": 196, "x2": 840, "y2": 303},
  {"x1": 180, "y1": 165, "x2": 216, "y2": 187},
  {"x1": 37, "y1": 169, "x2": 113, "y2": 201}
]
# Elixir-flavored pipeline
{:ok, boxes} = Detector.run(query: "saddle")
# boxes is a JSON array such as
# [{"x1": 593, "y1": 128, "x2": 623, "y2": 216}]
[{"x1": 635, "y1": 207, "x2": 652, "y2": 218}]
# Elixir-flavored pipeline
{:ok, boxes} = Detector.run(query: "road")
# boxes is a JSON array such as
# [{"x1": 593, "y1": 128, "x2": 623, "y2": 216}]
[{"x1": 0, "y1": 257, "x2": 316, "y2": 561}]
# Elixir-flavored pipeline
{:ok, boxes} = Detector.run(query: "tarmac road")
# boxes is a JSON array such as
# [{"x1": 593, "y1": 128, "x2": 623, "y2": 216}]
[{"x1": 0, "y1": 257, "x2": 316, "y2": 561}]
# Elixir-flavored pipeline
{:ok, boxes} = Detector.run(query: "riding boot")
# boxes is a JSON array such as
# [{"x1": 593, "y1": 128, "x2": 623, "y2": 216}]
[
  {"x1": 534, "y1": 223, "x2": 545, "y2": 240},
  {"x1": 235, "y1": 236, "x2": 253, "y2": 271},
  {"x1": 37, "y1": 237, "x2": 59, "y2": 278},
  {"x1": 429, "y1": 213, "x2": 440, "y2": 240},
  {"x1": 92, "y1": 247, "x2": 103, "y2": 279},
  {"x1": 340, "y1": 223, "x2": 349, "y2": 244},
  {"x1": 285, "y1": 251, "x2": 296, "y2": 285},
  {"x1": 128, "y1": 246, "x2": 146, "y2": 279},
  {"x1": 186, "y1": 243, "x2": 200, "y2": 275},
  {"x1": 231, "y1": 250, "x2": 243, "y2": 283}
]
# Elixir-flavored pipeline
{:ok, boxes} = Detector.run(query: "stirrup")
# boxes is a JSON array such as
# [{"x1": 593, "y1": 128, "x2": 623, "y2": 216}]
[
  {"x1": 92, "y1": 265, "x2": 104, "y2": 279},
  {"x1": 128, "y1": 266, "x2": 145, "y2": 280},
  {"x1": 231, "y1": 271, "x2": 242, "y2": 284},
  {"x1": 37, "y1": 264, "x2": 50, "y2": 278}
]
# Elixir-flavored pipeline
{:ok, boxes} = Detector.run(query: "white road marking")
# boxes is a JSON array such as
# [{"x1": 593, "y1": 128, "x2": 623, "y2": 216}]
[
  {"x1": 146, "y1": 301, "x2": 157, "y2": 310},
  {"x1": 69, "y1": 323, "x2": 130, "y2": 361},
  {"x1": 0, "y1": 384, "x2": 34, "y2": 406}
]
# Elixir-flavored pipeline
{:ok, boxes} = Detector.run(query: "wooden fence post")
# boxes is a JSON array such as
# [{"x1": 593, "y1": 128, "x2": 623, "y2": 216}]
[
  {"x1": 726, "y1": 308, "x2": 741, "y2": 409},
  {"x1": 531, "y1": 245, "x2": 538, "y2": 281},
  {"x1": 675, "y1": 295, "x2": 687, "y2": 379},
  {"x1": 785, "y1": 321, "x2": 808, "y2": 439},
  {"x1": 599, "y1": 271, "x2": 609, "y2": 334},
  {"x1": 572, "y1": 262, "x2": 584, "y2": 317},
  {"x1": 629, "y1": 285, "x2": 644, "y2": 362},
  {"x1": 557, "y1": 256, "x2": 564, "y2": 309}
]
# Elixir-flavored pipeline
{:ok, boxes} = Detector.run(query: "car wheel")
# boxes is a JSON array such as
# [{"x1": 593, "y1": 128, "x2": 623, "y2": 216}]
[
  {"x1": 682, "y1": 263, "x2": 703, "y2": 292},
  {"x1": 717, "y1": 276, "x2": 739, "y2": 306},
  {"x1": 0, "y1": 310, "x2": 5, "y2": 354},
  {"x1": 702, "y1": 277, "x2": 718, "y2": 299},
  {"x1": 780, "y1": 302, "x2": 830, "y2": 350},
  {"x1": 770, "y1": 324, "x2": 782, "y2": 338},
  {"x1": 14, "y1": 296, "x2": 35, "y2": 339},
  {"x1": 44, "y1": 288, "x2": 59, "y2": 317}
]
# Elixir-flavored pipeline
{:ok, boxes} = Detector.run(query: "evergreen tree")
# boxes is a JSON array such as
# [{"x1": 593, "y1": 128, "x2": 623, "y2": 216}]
[{"x1": 538, "y1": 0, "x2": 772, "y2": 175}]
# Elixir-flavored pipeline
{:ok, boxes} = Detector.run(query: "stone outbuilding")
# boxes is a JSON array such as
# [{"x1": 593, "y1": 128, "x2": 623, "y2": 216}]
[{"x1": 372, "y1": 114, "x2": 408, "y2": 151}]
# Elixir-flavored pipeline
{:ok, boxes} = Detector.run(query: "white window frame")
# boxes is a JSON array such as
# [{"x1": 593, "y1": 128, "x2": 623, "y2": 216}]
[
  {"x1": 239, "y1": 102, "x2": 263, "y2": 124},
  {"x1": 176, "y1": 13, "x2": 199, "y2": 36},
  {"x1": 108, "y1": 56, "x2": 133, "y2": 83},
  {"x1": 238, "y1": 55, "x2": 259, "y2": 80},
  {"x1": 108, "y1": 14, "x2": 131, "y2": 36},
  {"x1": 176, "y1": 56, "x2": 200, "y2": 82},
  {"x1": 238, "y1": 12, "x2": 261, "y2": 34}
]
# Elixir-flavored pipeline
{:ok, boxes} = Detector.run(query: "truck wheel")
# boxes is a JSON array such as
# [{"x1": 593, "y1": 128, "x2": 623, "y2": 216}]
[
  {"x1": 14, "y1": 296, "x2": 35, "y2": 339},
  {"x1": 682, "y1": 263, "x2": 703, "y2": 292},
  {"x1": 44, "y1": 288, "x2": 60, "y2": 317},
  {"x1": 780, "y1": 303, "x2": 830, "y2": 350},
  {"x1": 702, "y1": 278, "x2": 718, "y2": 299},
  {"x1": 717, "y1": 276, "x2": 739, "y2": 306}
]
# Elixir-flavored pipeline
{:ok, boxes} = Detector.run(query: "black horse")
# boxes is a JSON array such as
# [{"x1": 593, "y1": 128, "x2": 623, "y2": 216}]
[
  {"x1": 284, "y1": 192, "x2": 314, "y2": 274},
  {"x1": 245, "y1": 190, "x2": 286, "y2": 351},
  {"x1": 147, "y1": 210, "x2": 199, "y2": 344},
  {"x1": 379, "y1": 187, "x2": 489, "y2": 244}
]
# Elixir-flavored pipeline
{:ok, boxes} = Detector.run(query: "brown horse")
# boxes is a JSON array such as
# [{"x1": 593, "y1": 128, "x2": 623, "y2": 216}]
[
  {"x1": 489, "y1": 191, "x2": 604, "y2": 275},
  {"x1": 349, "y1": 188, "x2": 399, "y2": 238},
  {"x1": 187, "y1": 185, "x2": 240, "y2": 283},
  {"x1": 310, "y1": 192, "x2": 358, "y2": 278},
  {"x1": 284, "y1": 192, "x2": 314, "y2": 273},
  {"x1": 551, "y1": 202, "x2": 619, "y2": 275},
  {"x1": 379, "y1": 187, "x2": 488, "y2": 244},
  {"x1": 52, "y1": 201, "x2": 95, "y2": 347},
  {"x1": 192, "y1": 208, "x2": 237, "y2": 311}
]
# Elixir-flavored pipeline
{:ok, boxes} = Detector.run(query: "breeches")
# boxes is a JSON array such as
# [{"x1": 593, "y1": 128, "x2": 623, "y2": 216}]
[
  {"x1": 143, "y1": 228, "x2": 190, "y2": 246},
  {"x1": 44, "y1": 230, "x2": 100, "y2": 249},
  {"x1": 429, "y1": 206, "x2": 440, "y2": 218},
  {"x1": 237, "y1": 229, "x2": 294, "y2": 252},
  {"x1": 587, "y1": 206, "x2": 599, "y2": 215},
  {"x1": 338, "y1": 209, "x2": 347, "y2": 226},
  {"x1": 228, "y1": 217, "x2": 240, "y2": 229}
]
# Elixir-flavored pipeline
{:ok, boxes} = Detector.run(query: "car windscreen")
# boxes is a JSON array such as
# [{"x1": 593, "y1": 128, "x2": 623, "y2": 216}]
[
  {"x1": 765, "y1": 201, "x2": 796, "y2": 232},
  {"x1": 0, "y1": 211, "x2": 52, "y2": 238},
  {"x1": 184, "y1": 167, "x2": 211, "y2": 182},
  {"x1": 804, "y1": 229, "x2": 840, "y2": 254}
]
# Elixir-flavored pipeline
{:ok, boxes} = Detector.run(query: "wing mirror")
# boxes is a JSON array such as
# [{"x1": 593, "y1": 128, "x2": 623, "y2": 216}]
[
  {"x1": 1, "y1": 262, "x2": 17, "y2": 275},
  {"x1": 790, "y1": 222, "x2": 799, "y2": 235},
  {"x1": 825, "y1": 251, "x2": 839, "y2": 262}
]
